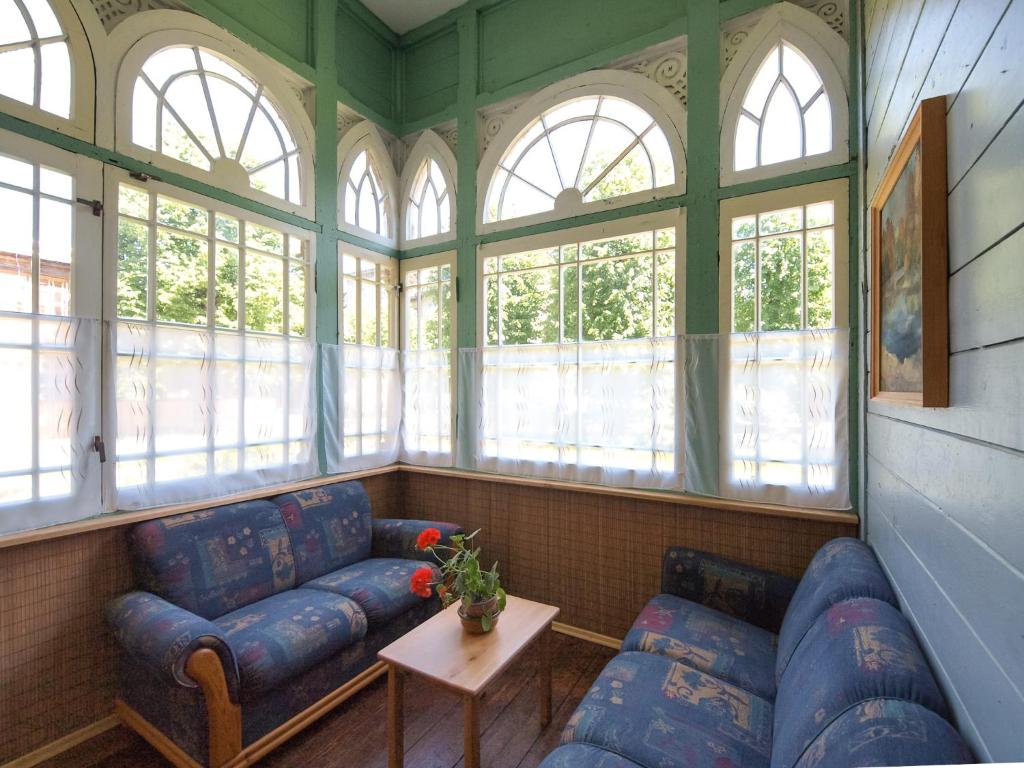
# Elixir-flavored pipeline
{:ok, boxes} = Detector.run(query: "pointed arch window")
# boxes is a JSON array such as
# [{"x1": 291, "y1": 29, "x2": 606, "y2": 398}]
[
  {"x1": 343, "y1": 149, "x2": 391, "y2": 238},
  {"x1": 407, "y1": 158, "x2": 451, "y2": 241},
  {"x1": 129, "y1": 45, "x2": 304, "y2": 207},
  {"x1": 484, "y1": 95, "x2": 676, "y2": 224},
  {"x1": 735, "y1": 43, "x2": 831, "y2": 172}
]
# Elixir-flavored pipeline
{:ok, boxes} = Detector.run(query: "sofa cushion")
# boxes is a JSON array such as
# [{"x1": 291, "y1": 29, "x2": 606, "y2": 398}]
[
  {"x1": 563, "y1": 652, "x2": 773, "y2": 768},
  {"x1": 129, "y1": 500, "x2": 295, "y2": 620},
  {"x1": 214, "y1": 589, "x2": 367, "y2": 699},
  {"x1": 792, "y1": 699, "x2": 974, "y2": 768},
  {"x1": 273, "y1": 481, "x2": 373, "y2": 583},
  {"x1": 540, "y1": 744, "x2": 647, "y2": 768},
  {"x1": 776, "y1": 538, "x2": 897, "y2": 682},
  {"x1": 621, "y1": 593, "x2": 779, "y2": 700},
  {"x1": 771, "y1": 598, "x2": 949, "y2": 768},
  {"x1": 302, "y1": 558, "x2": 441, "y2": 627}
]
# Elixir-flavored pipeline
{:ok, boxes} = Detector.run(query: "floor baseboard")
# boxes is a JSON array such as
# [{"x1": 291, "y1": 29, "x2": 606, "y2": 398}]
[{"x1": 0, "y1": 716, "x2": 120, "y2": 768}]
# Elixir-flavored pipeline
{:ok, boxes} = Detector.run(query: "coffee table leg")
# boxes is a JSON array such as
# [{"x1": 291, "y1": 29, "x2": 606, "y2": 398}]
[
  {"x1": 539, "y1": 628, "x2": 552, "y2": 728},
  {"x1": 387, "y1": 664, "x2": 404, "y2": 768},
  {"x1": 463, "y1": 694, "x2": 481, "y2": 768}
]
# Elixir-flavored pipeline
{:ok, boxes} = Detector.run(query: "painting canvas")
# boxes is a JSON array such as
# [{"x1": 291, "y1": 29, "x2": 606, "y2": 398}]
[
  {"x1": 870, "y1": 96, "x2": 948, "y2": 407},
  {"x1": 878, "y1": 144, "x2": 923, "y2": 392}
]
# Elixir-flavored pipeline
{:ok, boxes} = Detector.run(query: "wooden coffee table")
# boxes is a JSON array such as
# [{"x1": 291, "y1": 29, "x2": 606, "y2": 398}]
[{"x1": 378, "y1": 595, "x2": 560, "y2": 768}]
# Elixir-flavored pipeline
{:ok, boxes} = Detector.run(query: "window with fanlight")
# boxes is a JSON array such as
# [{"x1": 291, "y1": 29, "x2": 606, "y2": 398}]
[
  {"x1": 484, "y1": 96, "x2": 675, "y2": 223},
  {"x1": 129, "y1": 45, "x2": 305, "y2": 207},
  {"x1": 0, "y1": 0, "x2": 71, "y2": 117}
]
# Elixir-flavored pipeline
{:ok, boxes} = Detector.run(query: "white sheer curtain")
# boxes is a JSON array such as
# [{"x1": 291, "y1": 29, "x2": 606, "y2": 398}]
[
  {"x1": 0, "y1": 312, "x2": 101, "y2": 534},
  {"x1": 322, "y1": 344, "x2": 400, "y2": 473},
  {"x1": 400, "y1": 348, "x2": 453, "y2": 466},
  {"x1": 113, "y1": 322, "x2": 317, "y2": 510},
  {"x1": 458, "y1": 339, "x2": 680, "y2": 490},
  {"x1": 683, "y1": 328, "x2": 850, "y2": 509}
]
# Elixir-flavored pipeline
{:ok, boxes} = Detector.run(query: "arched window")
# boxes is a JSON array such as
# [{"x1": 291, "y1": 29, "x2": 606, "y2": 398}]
[
  {"x1": 132, "y1": 47, "x2": 300, "y2": 202},
  {"x1": 113, "y1": 17, "x2": 315, "y2": 216},
  {"x1": 400, "y1": 129, "x2": 457, "y2": 247},
  {"x1": 478, "y1": 70, "x2": 686, "y2": 232},
  {"x1": 720, "y1": 3, "x2": 848, "y2": 185},
  {"x1": 735, "y1": 43, "x2": 831, "y2": 171},
  {"x1": 337, "y1": 121, "x2": 397, "y2": 246},
  {"x1": 0, "y1": 0, "x2": 95, "y2": 139}
]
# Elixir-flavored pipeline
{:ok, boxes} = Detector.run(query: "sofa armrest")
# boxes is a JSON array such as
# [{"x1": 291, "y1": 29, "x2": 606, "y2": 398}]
[
  {"x1": 106, "y1": 591, "x2": 240, "y2": 702},
  {"x1": 371, "y1": 518, "x2": 464, "y2": 561},
  {"x1": 661, "y1": 547, "x2": 799, "y2": 633}
]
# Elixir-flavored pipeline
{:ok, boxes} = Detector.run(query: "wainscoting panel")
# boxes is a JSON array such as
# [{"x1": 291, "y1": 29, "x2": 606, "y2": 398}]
[
  {"x1": 0, "y1": 473, "x2": 398, "y2": 765},
  {"x1": 398, "y1": 470, "x2": 856, "y2": 638}
]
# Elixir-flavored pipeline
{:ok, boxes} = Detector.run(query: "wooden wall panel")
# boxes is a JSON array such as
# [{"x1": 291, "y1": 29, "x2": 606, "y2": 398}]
[
  {"x1": 863, "y1": 0, "x2": 1024, "y2": 760},
  {"x1": 397, "y1": 472, "x2": 856, "y2": 639},
  {"x1": 0, "y1": 473, "x2": 398, "y2": 765}
]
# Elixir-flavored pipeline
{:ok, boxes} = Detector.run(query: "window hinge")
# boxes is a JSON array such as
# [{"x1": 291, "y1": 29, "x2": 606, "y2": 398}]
[
  {"x1": 396, "y1": 282, "x2": 403, "y2": 294},
  {"x1": 129, "y1": 171, "x2": 151, "y2": 183},
  {"x1": 92, "y1": 436, "x2": 107, "y2": 463},
  {"x1": 455, "y1": 276, "x2": 460, "y2": 302},
  {"x1": 76, "y1": 198, "x2": 103, "y2": 216}
]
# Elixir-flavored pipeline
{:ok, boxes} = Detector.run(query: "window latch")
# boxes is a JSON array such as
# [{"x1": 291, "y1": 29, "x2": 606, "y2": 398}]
[
  {"x1": 92, "y1": 436, "x2": 107, "y2": 463},
  {"x1": 129, "y1": 171, "x2": 151, "y2": 183},
  {"x1": 76, "y1": 198, "x2": 103, "y2": 216}
]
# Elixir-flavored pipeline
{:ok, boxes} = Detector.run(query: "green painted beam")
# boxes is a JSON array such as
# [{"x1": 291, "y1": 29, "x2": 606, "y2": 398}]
[{"x1": 455, "y1": 10, "x2": 479, "y2": 350}]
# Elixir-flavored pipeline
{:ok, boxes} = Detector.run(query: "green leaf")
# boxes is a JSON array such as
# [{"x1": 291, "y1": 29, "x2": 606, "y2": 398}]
[
  {"x1": 481, "y1": 612, "x2": 493, "y2": 632},
  {"x1": 496, "y1": 587, "x2": 507, "y2": 612}
]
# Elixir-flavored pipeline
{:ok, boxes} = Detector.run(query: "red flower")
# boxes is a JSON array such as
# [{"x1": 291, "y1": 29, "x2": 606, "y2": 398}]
[
  {"x1": 410, "y1": 567, "x2": 434, "y2": 598},
  {"x1": 416, "y1": 527, "x2": 442, "y2": 550}
]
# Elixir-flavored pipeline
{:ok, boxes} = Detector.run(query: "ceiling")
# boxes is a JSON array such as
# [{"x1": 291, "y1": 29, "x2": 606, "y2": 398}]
[{"x1": 360, "y1": 0, "x2": 469, "y2": 34}]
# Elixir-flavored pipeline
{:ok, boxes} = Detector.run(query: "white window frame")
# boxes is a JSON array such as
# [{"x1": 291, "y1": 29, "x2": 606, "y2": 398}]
[
  {"x1": 720, "y1": 3, "x2": 849, "y2": 186},
  {"x1": 477, "y1": 69, "x2": 687, "y2": 236},
  {"x1": 399, "y1": 129, "x2": 457, "y2": 249},
  {"x1": 718, "y1": 178, "x2": 850, "y2": 333},
  {"x1": 102, "y1": 167, "x2": 317, "y2": 510},
  {"x1": 0, "y1": 0, "x2": 97, "y2": 141},
  {"x1": 400, "y1": 250, "x2": 457, "y2": 464},
  {"x1": 718, "y1": 178, "x2": 850, "y2": 507},
  {"x1": 338, "y1": 242, "x2": 398, "y2": 348},
  {"x1": 478, "y1": 209, "x2": 686, "y2": 344},
  {"x1": 108, "y1": 11, "x2": 315, "y2": 218},
  {"x1": 0, "y1": 127, "x2": 103, "y2": 532},
  {"x1": 337, "y1": 121, "x2": 398, "y2": 248}
]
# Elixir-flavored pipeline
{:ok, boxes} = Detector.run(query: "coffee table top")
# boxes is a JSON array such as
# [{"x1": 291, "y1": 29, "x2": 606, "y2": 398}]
[{"x1": 378, "y1": 595, "x2": 559, "y2": 696}]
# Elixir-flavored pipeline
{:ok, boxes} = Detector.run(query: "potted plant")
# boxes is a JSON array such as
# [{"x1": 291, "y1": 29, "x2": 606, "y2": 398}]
[{"x1": 409, "y1": 528, "x2": 506, "y2": 633}]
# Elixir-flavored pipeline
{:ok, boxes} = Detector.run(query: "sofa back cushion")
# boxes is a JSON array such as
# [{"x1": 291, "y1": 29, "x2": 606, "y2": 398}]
[
  {"x1": 129, "y1": 500, "x2": 296, "y2": 620},
  {"x1": 775, "y1": 538, "x2": 897, "y2": 681},
  {"x1": 272, "y1": 481, "x2": 372, "y2": 583},
  {"x1": 791, "y1": 698, "x2": 973, "y2": 768},
  {"x1": 771, "y1": 598, "x2": 949, "y2": 768}
]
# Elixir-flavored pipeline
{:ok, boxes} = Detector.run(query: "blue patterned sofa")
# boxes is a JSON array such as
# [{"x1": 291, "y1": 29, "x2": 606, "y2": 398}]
[
  {"x1": 542, "y1": 538, "x2": 975, "y2": 768},
  {"x1": 106, "y1": 480, "x2": 461, "y2": 767}
]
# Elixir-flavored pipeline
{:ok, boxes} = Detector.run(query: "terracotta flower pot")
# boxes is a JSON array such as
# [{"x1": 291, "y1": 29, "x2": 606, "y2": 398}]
[{"x1": 458, "y1": 595, "x2": 501, "y2": 634}]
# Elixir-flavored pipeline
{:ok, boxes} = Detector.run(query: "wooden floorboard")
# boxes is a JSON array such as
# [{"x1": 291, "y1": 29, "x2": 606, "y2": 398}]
[{"x1": 48, "y1": 634, "x2": 613, "y2": 768}]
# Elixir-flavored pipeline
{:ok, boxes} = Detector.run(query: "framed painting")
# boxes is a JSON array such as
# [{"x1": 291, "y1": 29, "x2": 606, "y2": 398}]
[{"x1": 870, "y1": 96, "x2": 949, "y2": 407}]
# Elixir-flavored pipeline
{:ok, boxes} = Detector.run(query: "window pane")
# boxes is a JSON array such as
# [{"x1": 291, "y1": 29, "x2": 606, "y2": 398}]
[
  {"x1": 155, "y1": 230, "x2": 207, "y2": 324},
  {"x1": 656, "y1": 250, "x2": 675, "y2": 337},
  {"x1": 360, "y1": 280, "x2": 377, "y2": 345},
  {"x1": 289, "y1": 263, "x2": 306, "y2": 336},
  {"x1": 782, "y1": 44, "x2": 822, "y2": 105},
  {"x1": 759, "y1": 235, "x2": 802, "y2": 331},
  {"x1": 342, "y1": 274, "x2": 358, "y2": 343},
  {"x1": 245, "y1": 252, "x2": 284, "y2": 333},
  {"x1": 500, "y1": 267, "x2": 559, "y2": 345},
  {"x1": 759, "y1": 207, "x2": 802, "y2": 235},
  {"x1": 0, "y1": 187, "x2": 34, "y2": 313},
  {"x1": 158, "y1": 196, "x2": 208, "y2": 235},
  {"x1": 732, "y1": 241, "x2": 756, "y2": 332},
  {"x1": 215, "y1": 245, "x2": 239, "y2": 328},
  {"x1": 116, "y1": 219, "x2": 149, "y2": 319},
  {"x1": 807, "y1": 228, "x2": 834, "y2": 328},
  {"x1": 744, "y1": 45, "x2": 780, "y2": 115},
  {"x1": 760, "y1": 86, "x2": 802, "y2": 166},
  {"x1": 485, "y1": 275, "x2": 498, "y2": 345},
  {"x1": 804, "y1": 93, "x2": 833, "y2": 156},
  {"x1": 581, "y1": 255, "x2": 654, "y2": 341}
]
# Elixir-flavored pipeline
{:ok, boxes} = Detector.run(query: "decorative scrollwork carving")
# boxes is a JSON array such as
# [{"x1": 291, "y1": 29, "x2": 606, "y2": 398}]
[{"x1": 89, "y1": 0, "x2": 190, "y2": 32}]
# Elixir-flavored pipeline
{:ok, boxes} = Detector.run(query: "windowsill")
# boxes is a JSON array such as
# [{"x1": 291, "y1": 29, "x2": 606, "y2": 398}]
[
  {"x1": 0, "y1": 465, "x2": 399, "y2": 551},
  {"x1": 0, "y1": 462, "x2": 857, "y2": 550},
  {"x1": 397, "y1": 464, "x2": 858, "y2": 524}
]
